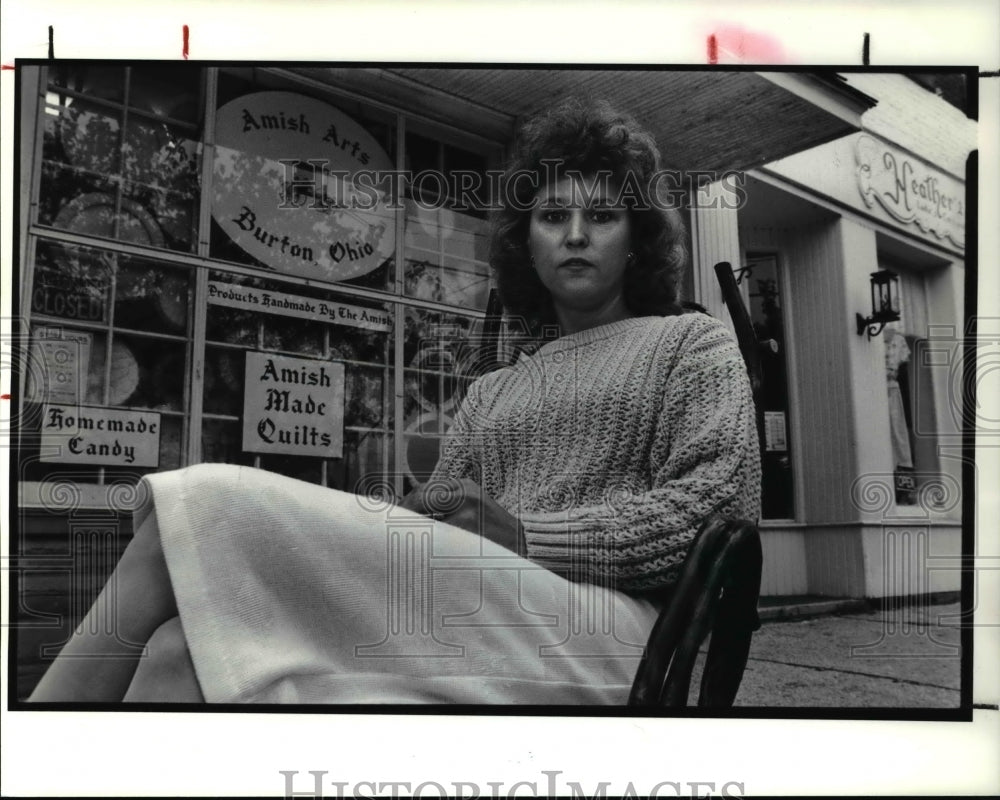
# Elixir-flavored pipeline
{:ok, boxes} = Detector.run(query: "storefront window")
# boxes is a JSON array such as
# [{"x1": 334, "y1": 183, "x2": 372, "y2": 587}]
[
  {"x1": 404, "y1": 129, "x2": 491, "y2": 311},
  {"x1": 40, "y1": 65, "x2": 203, "y2": 253},
  {"x1": 24, "y1": 65, "x2": 500, "y2": 500},
  {"x1": 202, "y1": 271, "x2": 394, "y2": 493},
  {"x1": 23, "y1": 239, "x2": 194, "y2": 483},
  {"x1": 878, "y1": 257, "x2": 940, "y2": 506},
  {"x1": 401, "y1": 307, "x2": 483, "y2": 490}
]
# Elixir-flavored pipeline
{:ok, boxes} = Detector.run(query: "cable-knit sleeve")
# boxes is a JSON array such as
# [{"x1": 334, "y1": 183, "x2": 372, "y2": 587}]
[
  {"x1": 518, "y1": 318, "x2": 762, "y2": 592},
  {"x1": 427, "y1": 375, "x2": 487, "y2": 485}
]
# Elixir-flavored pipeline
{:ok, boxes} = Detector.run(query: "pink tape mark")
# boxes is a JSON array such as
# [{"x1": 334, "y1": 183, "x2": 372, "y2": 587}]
[
  {"x1": 1, "y1": 64, "x2": 15, "y2": 71},
  {"x1": 1, "y1": 394, "x2": 11, "y2": 400},
  {"x1": 707, "y1": 24, "x2": 788, "y2": 64},
  {"x1": 182, "y1": 24, "x2": 190, "y2": 59}
]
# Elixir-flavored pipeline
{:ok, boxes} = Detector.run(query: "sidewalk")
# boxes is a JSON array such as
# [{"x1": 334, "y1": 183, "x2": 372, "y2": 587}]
[{"x1": 720, "y1": 600, "x2": 963, "y2": 708}]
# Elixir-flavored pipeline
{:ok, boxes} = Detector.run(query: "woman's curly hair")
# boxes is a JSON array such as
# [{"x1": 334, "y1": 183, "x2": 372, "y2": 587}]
[{"x1": 490, "y1": 96, "x2": 688, "y2": 341}]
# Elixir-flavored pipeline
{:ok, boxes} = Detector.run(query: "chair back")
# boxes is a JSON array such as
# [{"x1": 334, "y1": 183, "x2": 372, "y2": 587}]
[{"x1": 714, "y1": 262, "x2": 765, "y2": 456}]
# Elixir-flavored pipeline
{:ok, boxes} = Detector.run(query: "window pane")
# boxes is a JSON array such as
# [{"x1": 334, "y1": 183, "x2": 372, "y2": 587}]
[
  {"x1": 37, "y1": 165, "x2": 119, "y2": 233},
  {"x1": 40, "y1": 70, "x2": 204, "y2": 254},
  {"x1": 84, "y1": 330, "x2": 109, "y2": 404},
  {"x1": 404, "y1": 201, "x2": 490, "y2": 311},
  {"x1": 327, "y1": 430, "x2": 390, "y2": 494},
  {"x1": 262, "y1": 315, "x2": 325, "y2": 357},
  {"x1": 43, "y1": 97, "x2": 122, "y2": 174},
  {"x1": 204, "y1": 346, "x2": 246, "y2": 416},
  {"x1": 206, "y1": 304, "x2": 258, "y2": 346},
  {"x1": 48, "y1": 64, "x2": 125, "y2": 104},
  {"x1": 110, "y1": 334, "x2": 187, "y2": 412},
  {"x1": 30, "y1": 242, "x2": 112, "y2": 325},
  {"x1": 405, "y1": 130, "x2": 440, "y2": 176},
  {"x1": 402, "y1": 308, "x2": 480, "y2": 489},
  {"x1": 114, "y1": 258, "x2": 191, "y2": 335},
  {"x1": 121, "y1": 116, "x2": 201, "y2": 252},
  {"x1": 128, "y1": 65, "x2": 202, "y2": 124},
  {"x1": 402, "y1": 414, "x2": 453, "y2": 490},
  {"x1": 123, "y1": 117, "x2": 201, "y2": 194},
  {"x1": 345, "y1": 366, "x2": 386, "y2": 429},
  {"x1": 157, "y1": 415, "x2": 185, "y2": 470},
  {"x1": 202, "y1": 418, "x2": 254, "y2": 466},
  {"x1": 40, "y1": 172, "x2": 178, "y2": 252},
  {"x1": 403, "y1": 307, "x2": 475, "y2": 368},
  {"x1": 259, "y1": 453, "x2": 322, "y2": 485}
]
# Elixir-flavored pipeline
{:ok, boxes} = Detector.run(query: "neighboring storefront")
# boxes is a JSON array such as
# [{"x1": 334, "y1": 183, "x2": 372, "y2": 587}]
[
  {"x1": 17, "y1": 63, "x2": 971, "y2": 694},
  {"x1": 691, "y1": 73, "x2": 973, "y2": 599}
]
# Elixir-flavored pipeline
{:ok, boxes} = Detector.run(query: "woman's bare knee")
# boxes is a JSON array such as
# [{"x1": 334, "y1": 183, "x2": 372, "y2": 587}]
[{"x1": 123, "y1": 617, "x2": 204, "y2": 702}]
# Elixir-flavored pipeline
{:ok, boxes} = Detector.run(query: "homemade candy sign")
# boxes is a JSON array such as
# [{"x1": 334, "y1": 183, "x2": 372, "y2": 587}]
[{"x1": 40, "y1": 404, "x2": 161, "y2": 467}]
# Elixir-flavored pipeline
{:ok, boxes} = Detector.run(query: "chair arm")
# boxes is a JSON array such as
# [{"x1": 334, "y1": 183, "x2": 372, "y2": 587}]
[{"x1": 628, "y1": 515, "x2": 762, "y2": 707}]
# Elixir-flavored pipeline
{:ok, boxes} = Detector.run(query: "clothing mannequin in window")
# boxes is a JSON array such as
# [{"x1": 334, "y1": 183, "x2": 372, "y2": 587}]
[{"x1": 885, "y1": 324, "x2": 915, "y2": 504}]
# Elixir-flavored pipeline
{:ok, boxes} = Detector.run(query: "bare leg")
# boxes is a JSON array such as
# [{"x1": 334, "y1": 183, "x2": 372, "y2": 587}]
[
  {"x1": 123, "y1": 617, "x2": 204, "y2": 702},
  {"x1": 28, "y1": 512, "x2": 179, "y2": 702}
]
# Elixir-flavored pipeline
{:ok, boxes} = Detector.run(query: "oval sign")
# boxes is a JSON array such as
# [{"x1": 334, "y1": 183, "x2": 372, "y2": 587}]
[{"x1": 212, "y1": 91, "x2": 395, "y2": 281}]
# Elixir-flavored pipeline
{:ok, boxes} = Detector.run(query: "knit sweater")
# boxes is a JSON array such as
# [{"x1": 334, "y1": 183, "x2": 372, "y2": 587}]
[{"x1": 431, "y1": 313, "x2": 762, "y2": 593}]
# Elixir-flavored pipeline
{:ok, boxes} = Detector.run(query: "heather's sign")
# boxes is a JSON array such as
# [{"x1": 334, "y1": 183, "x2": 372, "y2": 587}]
[
  {"x1": 856, "y1": 135, "x2": 965, "y2": 248},
  {"x1": 242, "y1": 352, "x2": 345, "y2": 458},
  {"x1": 213, "y1": 91, "x2": 395, "y2": 281}
]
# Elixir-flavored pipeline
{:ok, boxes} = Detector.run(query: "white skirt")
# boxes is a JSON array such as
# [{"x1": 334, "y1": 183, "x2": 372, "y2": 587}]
[{"x1": 136, "y1": 464, "x2": 661, "y2": 704}]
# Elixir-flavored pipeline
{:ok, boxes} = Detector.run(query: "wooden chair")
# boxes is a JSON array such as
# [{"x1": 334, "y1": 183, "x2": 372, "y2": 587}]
[
  {"x1": 476, "y1": 261, "x2": 764, "y2": 707},
  {"x1": 628, "y1": 515, "x2": 761, "y2": 707},
  {"x1": 629, "y1": 262, "x2": 764, "y2": 707}
]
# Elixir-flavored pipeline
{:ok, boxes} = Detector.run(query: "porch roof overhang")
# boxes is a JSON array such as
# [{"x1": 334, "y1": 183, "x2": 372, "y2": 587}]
[{"x1": 287, "y1": 66, "x2": 877, "y2": 173}]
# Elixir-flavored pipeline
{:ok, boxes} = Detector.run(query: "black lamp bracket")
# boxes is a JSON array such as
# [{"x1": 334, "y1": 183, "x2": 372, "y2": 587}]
[
  {"x1": 857, "y1": 313, "x2": 888, "y2": 340},
  {"x1": 732, "y1": 264, "x2": 755, "y2": 285}
]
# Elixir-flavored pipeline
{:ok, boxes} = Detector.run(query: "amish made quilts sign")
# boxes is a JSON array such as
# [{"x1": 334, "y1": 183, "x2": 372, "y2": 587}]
[
  {"x1": 242, "y1": 352, "x2": 345, "y2": 458},
  {"x1": 213, "y1": 91, "x2": 396, "y2": 282}
]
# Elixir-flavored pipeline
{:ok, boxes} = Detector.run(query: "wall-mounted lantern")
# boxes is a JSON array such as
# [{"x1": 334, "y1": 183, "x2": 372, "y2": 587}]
[{"x1": 856, "y1": 269, "x2": 901, "y2": 339}]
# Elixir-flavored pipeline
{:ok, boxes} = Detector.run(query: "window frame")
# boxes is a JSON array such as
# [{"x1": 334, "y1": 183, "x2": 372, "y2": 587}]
[{"x1": 21, "y1": 64, "x2": 506, "y2": 506}]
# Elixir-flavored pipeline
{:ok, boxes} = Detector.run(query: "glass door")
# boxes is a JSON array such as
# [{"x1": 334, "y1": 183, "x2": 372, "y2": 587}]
[{"x1": 746, "y1": 253, "x2": 795, "y2": 519}]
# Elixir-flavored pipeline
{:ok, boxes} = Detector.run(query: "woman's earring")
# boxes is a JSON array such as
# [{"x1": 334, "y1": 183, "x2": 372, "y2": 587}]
[{"x1": 627, "y1": 251, "x2": 636, "y2": 266}]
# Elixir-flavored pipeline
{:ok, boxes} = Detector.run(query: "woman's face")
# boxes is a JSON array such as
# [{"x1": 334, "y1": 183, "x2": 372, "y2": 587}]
[{"x1": 528, "y1": 173, "x2": 632, "y2": 318}]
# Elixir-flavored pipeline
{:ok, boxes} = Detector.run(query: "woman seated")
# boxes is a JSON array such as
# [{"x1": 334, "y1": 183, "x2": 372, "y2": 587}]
[{"x1": 29, "y1": 97, "x2": 760, "y2": 705}]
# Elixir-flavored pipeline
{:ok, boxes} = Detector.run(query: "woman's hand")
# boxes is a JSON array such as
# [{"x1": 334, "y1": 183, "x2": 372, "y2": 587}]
[{"x1": 398, "y1": 478, "x2": 526, "y2": 555}]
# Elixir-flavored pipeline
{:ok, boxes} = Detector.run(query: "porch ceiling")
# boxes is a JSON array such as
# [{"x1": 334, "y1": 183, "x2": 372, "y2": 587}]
[{"x1": 335, "y1": 67, "x2": 877, "y2": 173}]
